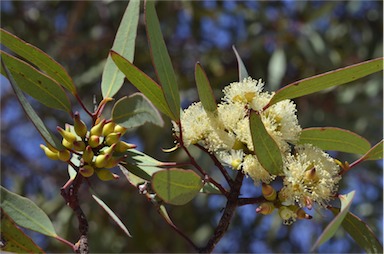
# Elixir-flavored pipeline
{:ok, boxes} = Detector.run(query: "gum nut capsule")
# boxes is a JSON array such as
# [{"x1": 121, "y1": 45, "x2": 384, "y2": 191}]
[
  {"x1": 62, "y1": 138, "x2": 74, "y2": 149},
  {"x1": 262, "y1": 183, "x2": 277, "y2": 201},
  {"x1": 88, "y1": 135, "x2": 100, "y2": 148},
  {"x1": 80, "y1": 165, "x2": 94, "y2": 177},
  {"x1": 96, "y1": 169, "x2": 119, "y2": 181},
  {"x1": 115, "y1": 141, "x2": 137, "y2": 153},
  {"x1": 73, "y1": 112, "x2": 88, "y2": 138},
  {"x1": 114, "y1": 125, "x2": 127, "y2": 135},
  {"x1": 40, "y1": 144, "x2": 59, "y2": 160},
  {"x1": 105, "y1": 132, "x2": 121, "y2": 146},
  {"x1": 82, "y1": 146, "x2": 94, "y2": 163},
  {"x1": 57, "y1": 126, "x2": 77, "y2": 143},
  {"x1": 94, "y1": 153, "x2": 110, "y2": 168},
  {"x1": 73, "y1": 140, "x2": 86, "y2": 152},
  {"x1": 102, "y1": 122, "x2": 116, "y2": 137},
  {"x1": 90, "y1": 119, "x2": 106, "y2": 137},
  {"x1": 58, "y1": 149, "x2": 71, "y2": 161}
]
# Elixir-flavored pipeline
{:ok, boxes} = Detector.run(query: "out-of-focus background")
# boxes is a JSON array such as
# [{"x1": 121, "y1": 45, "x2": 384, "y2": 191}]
[{"x1": 1, "y1": 1, "x2": 382, "y2": 252}]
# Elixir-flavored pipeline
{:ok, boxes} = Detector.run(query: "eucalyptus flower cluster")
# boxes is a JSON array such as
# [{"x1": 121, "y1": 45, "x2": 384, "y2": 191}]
[
  {"x1": 175, "y1": 77, "x2": 341, "y2": 224},
  {"x1": 40, "y1": 112, "x2": 136, "y2": 181}
]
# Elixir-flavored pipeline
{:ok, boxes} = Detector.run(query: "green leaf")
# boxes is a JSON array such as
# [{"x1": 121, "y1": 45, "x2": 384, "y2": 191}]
[
  {"x1": 200, "y1": 182, "x2": 222, "y2": 195},
  {"x1": 249, "y1": 111, "x2": 283, "y2": 175},
  {"x1": 110, "y1": 51, "x2": 175, "y2": 120},
  {"x1": 152, "y1": 169, "x2": 203, "y2": 206},
  {"x1": 119, "y1": 164, "x2": 147, "y2": 187},
  {"x1": 101, "y1": 0, "x2": 140, "y2": 98},
  {"x1": 91, "y1": 193, "x2": 132, "y2": 238},
  {"x1": 195, "y1": 63, "x2": 217, "y2": 113},
  {"x1": 145, "y1": 0, "x2": 180, "y2": 120},
  {"x1": 0, "y1": 186, "x2": 57, "y2": 237},
  {"x1": 268, "y1": 47, "x2": 286, "y2": 91},
  {"x1": 329, "y1": 207, "x2": 383, "y2": 253},
  {"x1": 1, "y1": 50, "x2": 72, "y2": 112},
  {"x1": 298, "y1": 127, "x2": 371, "y2": 155},
  {"x1": 311, "y1": 191, "x2": 355, "y2": 251},
  {"x1": 112, "y1": 93, "x2": 164, "y2": 129},
  {"x1": 1, "y1": 209, "x2": 45, "y2": 253},
  {"x1": 269, "y1": 58, "x2": 383, "y2": 105},
  {"x1": 2, "y1": 60, "x2": 64, "y2": 151},
  {"x1": 232, "y1": 45, "x2": 249, "y2": 81},
  {"x1": 0, "y1": 28, "x2": 76, "y2": 94},
  {"x1": 362, "y1": 140, "x2": 383, "y2": 161}
]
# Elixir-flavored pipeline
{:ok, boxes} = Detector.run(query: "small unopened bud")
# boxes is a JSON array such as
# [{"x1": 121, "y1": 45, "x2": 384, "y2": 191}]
[
  {"x1": 262, "y1": 183, "x2": 277, "y2": 201},
  {"x1": 40, "y1": 144, "x2": 59, "y2": 160},
  {"x1": 82, "y1": 146, "x2": 94, "y2": 163},
  {"x1": 62, "y1": 138, "x2": 73, "y2": 149},
  {"x1": 114, "y1": 125, "x2": 127, "y2": 135},
  {"x1": 256, "y1": 202, "x2": 275, "y2": 215},
  {"x1": 102, "y1": 143, "x2": 116, "y2": 156},
  {"x1": 58, "y1": 150, "x2": 71, "y2": 161},
  {"x1": 73, "y1": 112, "x2": 88, "y2": 138},
  {"x1": 105, "y1": 132, "x2": 121, "y2": 146},
  {"x1": 115, "y1": 141, "x2": 136, "y2": 153},
  {"x1": 102, "y1": 122, "x2": 116, "y2": 137},
  {"x1": 95, "y1": 169, "x2": 119, "y2": 181},
  {"x1": 90, "y1": 119, "x2": 106, "y2": 137},
  {"x1": 88, "y1": 135, "x2": 101, "y2": 148},
  {"x1": 57, "y1": 127, "x2": 77, "y2": 143},
  {"x1": 94, "y1": 153, "x2": 110, "y2": 168},
  {"x1": 73, "y1": 140, "x2": 86, "y2": 152},
  {"x1": 80, "y1": 165, "x2": 94, "y2": 177},
  {"x1": 105, "y1": 156, "x2": 123, "y2": 169},
  {"x1": 278, "y1": 206, "x2": 296, "y2": 225},
  {"x1": 296, "y1": 208, "x2": 312, "y2": 220}
]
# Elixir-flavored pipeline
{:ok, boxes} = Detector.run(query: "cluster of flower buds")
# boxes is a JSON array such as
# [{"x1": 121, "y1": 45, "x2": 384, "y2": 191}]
[
  {"x1": 255, "y1": 183, "x2": 312, "y2": 225},
  {"x1": 40, "y1": 112, "x2": 136, "y2": 181}
]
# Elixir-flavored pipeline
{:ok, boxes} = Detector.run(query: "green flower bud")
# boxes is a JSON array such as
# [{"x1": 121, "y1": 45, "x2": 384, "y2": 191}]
[
  {"x1": 90, "y1": 119, "x2": 106, "y2": 137},
  {"x1": 102, "y1": 143, "x2": 116, "y2": 156},
  {"x1": 88, "y1": 135, "x2": 101, "y2": 148},
  {"x1": 278, "y1": 206, "x2": 296, "y2": 225},
  {"x1": 73, "y1": 112, "x2": 88, "y2": 138},
  {"x1": 95, "y1": 169, "x2": 119, "y2": 181},
  {"x1": 73, "y1": 140, "x2": 86, "y2": 152},
  {"x1": 58, "y1": 150, "x2": 71, "y2": 161},
  {"x1": 115, "y1": 141, "x2": 136, "y2": 153},
  {"x1": 256, "y1": 202, "x2": 275, "y2": 215},
  {"x1": 94, "y1": 153, "x2": 110, "y2": 168},
  {"x1": 105, "y1": 156, "x2": 123, "y2": 169},
  {"x1": 62, "y1": 138, "x2": 73, "y2": 149},
  {"x1": 40, "y1": 144, "x2": 59, "y2": 160},
  {"x1": 102, "y1": 122, "x2": 116, "y2": 137},
  {"x1": 105, "y1": 132, "x2": 121, "y2": 146},
  {"x1": 57, "y1": 126, "x2": 77, "y2": 143},
  {"x1": 114, "y1": 125, "x2": 127, "y2": 135},
  {"x1": 80, "y1": 165, "x2": 94, "y2": 177},
  {"x1": 262, "y1": 183, "x2": 277, "y2": 201},
  {"x1": 82, "y1": 146, "x2": 94, "y2": 163}
]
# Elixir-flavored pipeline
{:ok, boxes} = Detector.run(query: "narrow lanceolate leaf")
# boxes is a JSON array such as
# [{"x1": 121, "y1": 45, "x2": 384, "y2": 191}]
[
  {"x1": 1, "y1": 51, "x2": 72, "y2": 112},
  {"x1": 91, "y1": 193, "x2": 132, "y2": 237},
  {"x1": 249, "y1": 111, "x2": 283, "y2": 175},
  {"x1": 1, "y1": 210, "x2": 44, "y2": 253},
  {"x1": 2, "y1": 60, "x2": 64, "y2": 151},
  {"x1": 311, "y1": 191, "x2": 355, "y2": 251},
  {"x1": 101, "y1": 0, "x2": 140, "y2": 98},
  {"x1": 152, "y1": 169, "x2": 203, "y2": 206},
  {"x1": 195, "y1": 63, "x2": 217, "y2": 113},
  {"x1": 145, "y1": 0, "x2": 180, "y2": 120},
  {"x1": 232, "y1": 45, "x2": 249, "y2": 81},
  {"x1": 0, "y1": 28, "x2": 76, "y2": 94},
  {"x1": 362, "y1": 140, "x2": 383, "y2": 161},
  {"x1": 298, "y1": 127, "x2": 371, "y2": 155},
  {"x1": 269, "y1": 58, "x2": 383, "y2": 106},
  {"x1": 112, "y1": 93, "x2": 164, "y2": 129},
  {"x1": 0, "y1": 186, "x2": 57, "y2": 237},
  {"x1": 110, "y1": 51, "x2": 175, "y2": 120},
  {"x1": 329, "y1": 207, "x2": 383, "y2": 254}
]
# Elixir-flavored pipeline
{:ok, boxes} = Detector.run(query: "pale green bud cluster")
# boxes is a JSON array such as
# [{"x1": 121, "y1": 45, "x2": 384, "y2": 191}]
[{"x1": 40, "y1": 112, "x2": 136, "y2": 181}]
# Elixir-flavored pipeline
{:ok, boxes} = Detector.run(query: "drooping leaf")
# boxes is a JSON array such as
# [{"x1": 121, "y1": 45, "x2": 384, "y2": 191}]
[
  {"x1": 195, "y1": 63, "x2": 217, "y2": 113},
  {"x1": 152, "y1": 168, "x2": 203, "y2": 206},
  {"x1": 0, "y1": 28, "x2": 76, "y2": 94},
  {"x1": 269, "y1": 58, "x2": 383, "y2": 106},
  {"x1": 0, "y1": 186, "x2": 57, "y2": 237},
  {"x1": 311, "y1": 191, "x2": 355, "y2": 251},
  {"x1": 91, "y1": 193, "x2": 132, "y2": 237},
  {"x1": 145, "y1": 0, "x2": 180, "y2": 120},
  {"x1": 1, "y1": 210, "x2": 45, "y2": 253},
  {"x1": 1, "y1": 50, "x2": 72, "y2": 112},
  {"x1": 101, "y1": 0, "x2": 140, "y2": 98},
  {"x1": 330, "y1": 207, "x2": 383, "y2": 253},
  {"x1": 112, "y1": 93, "x2": 164, "y2": 129},
  {"x1": 200, "y1": 182, "x2": 222, "y2": 195},
  {"x1": 362, "y1": 140, "x2": 383, "y2": 161},
  {"x1": 268, "y1": 47, "x2": 286, "y2": 91},
  {"x1": 298, "y1": 127, "x2": 371, "y2": 155},
  {"x1": 232, "y1": 45, "x2": 249, "y2": 82},
  {"x1": 2, "y1": 60, "x2": 64, "y2": 151},
  {"x1": 249, "y1": 111, "x2": 283, "y2": 175},
  {"x1": 110, "y1": 51, "x2": 175, "y2": 120}
]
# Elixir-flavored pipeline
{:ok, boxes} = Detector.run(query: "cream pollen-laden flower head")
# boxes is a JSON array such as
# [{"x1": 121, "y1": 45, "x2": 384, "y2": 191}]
[
  {"x1": 222, "y1": 77, "x2": 265, "y2": 105},
  {"x1": 280, "y1": 144, "x2": 341, "y2": 208},
  {"x1": 242, "y1": 154, "x2": 276, "y2": 184}
]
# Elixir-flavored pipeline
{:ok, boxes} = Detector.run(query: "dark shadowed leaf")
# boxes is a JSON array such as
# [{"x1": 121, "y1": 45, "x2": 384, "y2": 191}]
[
  {"x1": 362, "y1": 140, "x2": 383, "y2": 161},
  {"x1": 0, "y1": 28, "x2": 76, "y2": 94},
  {"x1": 1, "y1": 51, "x2": 72, "y2": 112},
  {"x1": 232, "y1": 45, "x2": 249, "y2": 81},
  {"x1": 195, "y1": 63, "x2": 217, "y2": 113},
  {"x1": 249, "y1": 111, "x2": 283, "y2": 175},
  {"x1": 200, "y1": 182, "x2": 222, "y2": 195},
  {"x1": 0, "y1": 186, "x2": 57, "y2": 237},
  {"x1": 145, "y1": 0, "x2": 180, "y2": 120},
  {"x1": 101, "y1": 0, "x2": 140, "y2": 98},
  {"x1": 330, "y1": 207, "x2": 383, "y2": 253},
  {"x1": 110, "y1": 51, "x2": 175, "y2": 120},
  {"x1": 298, "y1": 127, "x2": 371, "y2": 154},
  {"x1": 269, "y1": 58, "x2": 383, "y2": 105},
  {"x1": 152, "y1": 169, "x2": 203, "y2": 205},
  {"x1": 112, "y1": 93, "x2": 164, "y2": 129},
  {"x1": 311, "y1": 191, "x2": 355, "y2": 251}
]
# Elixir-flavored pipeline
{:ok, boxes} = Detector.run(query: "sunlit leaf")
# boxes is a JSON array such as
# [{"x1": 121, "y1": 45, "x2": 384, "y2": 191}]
[
  {"x1": 0, "y1": 28, "x2": 76, "y2": 94},
  {"x1": 195, "y1": 63, "x2": 217, "y2": 113},
  {"x1": 112, "y1": 93, "x2": 164, "y2": 129},
  {"x1": 311, "y1": 191, "x2": 355, "y2": 251},
  {"x1": 145, "y1": 0, "x2": 180, "y2": 120},
  {"x1": 2, "y1": 60, "x2": 64, "y2": 151},
  {"x1": 91, "y1": 193, "x2": 132, "y2": 237},
  {"x1": 0, "y1": 186, "x2": 57, "y2": 237},
  {"x1": 110, "y1": 51, "x2": 175, "y2": 120},
  {"x1": 268, "y1": 47, "x2": 286, "y2": 91},
  {"x1": 249, "y1": 111, "x2": 283, "y2": 175},
  {"x1": 101, "y1": 0, "x2": 140, "y2": 98},
  {"x1": 232, "y1": 45, "x2": 249, "y2": 82},
  {"x1": 152, "y1": 168, "x2": 203, "y2": 206},
  {"x1": 362, "y1": 140, "x2": 383, "y2": 161},
  {"x1": 1, "y1": 210, "x2": 45, "y2": 253},
  {"x1": 1, "y1": 50, "x2": 72, "y2": 112},
  {"x1": 330, "y1": 207, "x2": 383, "y2": 253},
  {"x1": 298, "y1": 127, "x2": 371, "y2": 154},
  {"x1": 269, "y1": 58, "x2": 383, "y2": 105}
]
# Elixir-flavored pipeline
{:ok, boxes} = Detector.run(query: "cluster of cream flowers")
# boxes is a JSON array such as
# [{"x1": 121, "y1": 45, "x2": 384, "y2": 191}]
[{"x1": 175, "y1": 77, "x2": 341, "y2": 224}]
